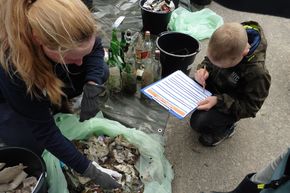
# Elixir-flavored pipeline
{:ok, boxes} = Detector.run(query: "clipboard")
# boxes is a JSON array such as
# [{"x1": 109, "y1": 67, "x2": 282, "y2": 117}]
[{"x1": 141, "y1": 70, "x2": 212, "y2": 119}]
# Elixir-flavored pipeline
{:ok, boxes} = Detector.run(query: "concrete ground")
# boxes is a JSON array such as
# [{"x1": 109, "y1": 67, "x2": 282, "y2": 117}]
[{"x1": 164, "y1": 2, "x2": 290, "y2": 193}]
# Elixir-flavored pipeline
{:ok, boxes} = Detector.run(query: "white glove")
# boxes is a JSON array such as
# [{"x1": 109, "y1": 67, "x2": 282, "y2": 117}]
[{"x1": 92, "y1": 161, "x2": 122, "y2": 180}]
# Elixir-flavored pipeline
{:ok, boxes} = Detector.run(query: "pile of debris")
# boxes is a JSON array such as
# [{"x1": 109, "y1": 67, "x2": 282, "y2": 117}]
[
  {"x1": 142, "y1": 0, "x2": 175, "y2": 13},
  {"x1": 0, "y1": 163, "x2": 38, "y2": 193},
  {"x1": 63, "y1": 135, "x2": 144, "y2": 193}
]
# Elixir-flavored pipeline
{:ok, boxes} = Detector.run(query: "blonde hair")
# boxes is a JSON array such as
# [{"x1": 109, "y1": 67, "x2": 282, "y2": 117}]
[
  {"x1": 0, "y1": 0, "x2": 97, "y2": 105},
  {"x1": 207, "y1": 23, "x2": 248, "y2": 64}
]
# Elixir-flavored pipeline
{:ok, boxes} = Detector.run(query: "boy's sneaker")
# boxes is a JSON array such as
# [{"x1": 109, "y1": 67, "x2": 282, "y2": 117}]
[{"x1": 199, "y1": 124, "x2": 236, "y2": 147}]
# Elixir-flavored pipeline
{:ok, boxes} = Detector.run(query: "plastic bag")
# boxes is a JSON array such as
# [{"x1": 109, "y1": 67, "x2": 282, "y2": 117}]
[
  {"x1": 168, "y1": 7, "x2": 224, "y2": 40},
  {"x1": 42, "y1": 113, "x2": 174, "y2": 193}
]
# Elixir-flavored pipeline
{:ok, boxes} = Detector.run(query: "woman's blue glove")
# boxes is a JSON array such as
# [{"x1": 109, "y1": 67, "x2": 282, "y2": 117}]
[{"x1": 79, "y1": 83, "x2": 108, "y2": 122}]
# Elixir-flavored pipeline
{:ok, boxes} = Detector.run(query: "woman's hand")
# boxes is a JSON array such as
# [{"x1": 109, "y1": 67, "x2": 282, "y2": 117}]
[
  {"x1": 83, "y1": 161, "x2": 122, "y2": 190},
  {"x1": 79, "y1": 83, "x2": 108, "y2": 122},
  {"x1": 197, "y1": 96, "x2": 217, "y2": 111}
]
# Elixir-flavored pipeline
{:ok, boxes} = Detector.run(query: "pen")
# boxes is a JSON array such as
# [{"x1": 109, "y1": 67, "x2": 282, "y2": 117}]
[{"x1": 203, "y1": 65, "x2": 206, "y2": 93}]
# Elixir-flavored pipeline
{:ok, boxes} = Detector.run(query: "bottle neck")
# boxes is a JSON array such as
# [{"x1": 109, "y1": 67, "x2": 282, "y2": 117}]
[
  {"x1": 112, "y1": 29, "x2": 119, "y2": 42},
  {"x1": 154, "y1": 50, "x2": 160, "y2": 60},
  {"x1": 121, "y1": 32, "x2": 125, "y2": 41},
  {"x1": 144, "y1": 33, "x2": 151, "y2": 42}
]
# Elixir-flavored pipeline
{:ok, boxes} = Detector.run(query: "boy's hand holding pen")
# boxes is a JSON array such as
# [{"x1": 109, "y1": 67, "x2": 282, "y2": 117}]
[{"x1": 194, "y1": 65, "x2": 208, "y2": 92}]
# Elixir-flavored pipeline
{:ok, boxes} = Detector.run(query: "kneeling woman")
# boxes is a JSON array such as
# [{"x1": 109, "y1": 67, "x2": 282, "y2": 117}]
[{"x1": 0, "y1": 0, "x2": 121, "y2": 189}]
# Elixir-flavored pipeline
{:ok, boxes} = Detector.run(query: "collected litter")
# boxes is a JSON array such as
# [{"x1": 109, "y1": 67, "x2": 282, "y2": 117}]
[
  {"x1": 142, "y1": 0, "x2": 175, "y2": 13},
  {"x1": 62, "y1": 135, "x2": 144, "y2": 193},
  {"x1": 43, "y1": 114, "x2": 174, "y2": 193},
  {"x1": 0, "y1": 163, "x2": 37, "y2": 193}
]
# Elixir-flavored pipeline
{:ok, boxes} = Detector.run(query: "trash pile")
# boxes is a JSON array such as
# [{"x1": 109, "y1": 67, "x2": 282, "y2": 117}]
[
  {"x1": 62, "y1": 135, "x2": 144, "y2": 193},
  {"x1": 0, "y1": 163, "x2": 37, "y2": 193},
  {"x1": 142, "y1": 0, "x2": 175, "y2": 13}
]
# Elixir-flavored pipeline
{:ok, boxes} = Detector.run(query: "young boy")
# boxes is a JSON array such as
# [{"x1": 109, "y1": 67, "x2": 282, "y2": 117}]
[{"x1": 191, "y1": 21, "x2": 271, "y2": 146}]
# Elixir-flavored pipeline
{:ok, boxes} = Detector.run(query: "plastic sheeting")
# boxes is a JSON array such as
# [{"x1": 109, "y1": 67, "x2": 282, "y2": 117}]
[
  {"x1": 92, "y1": 0, "x2": 170, "y2": 134},
  {"x1": 92, "y1": 0, "x2": 143, "y2": 47},
  {"x1": 101, "y1": 93, "x2": 169, "y2": 135}
]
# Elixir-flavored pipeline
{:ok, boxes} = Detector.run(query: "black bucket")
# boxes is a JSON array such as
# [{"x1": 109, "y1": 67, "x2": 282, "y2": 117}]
[
  {"x1": 140, "y1": 0, "x2": 179, "y2": 35},
  {"x1": 0, "y1": 147, "x2": 47, "y2": 193},
  {"x1": 190, "y1": 0, "x2": 212, "y2": 5},
  {"x1": 156, "y1": 31, "x2": 200, "y2": 77}
]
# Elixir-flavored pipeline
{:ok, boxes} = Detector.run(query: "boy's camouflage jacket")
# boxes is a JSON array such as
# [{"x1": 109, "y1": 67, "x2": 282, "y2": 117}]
[{"x1": 197, "y1": 21, "x2": 271, "y2": 121}]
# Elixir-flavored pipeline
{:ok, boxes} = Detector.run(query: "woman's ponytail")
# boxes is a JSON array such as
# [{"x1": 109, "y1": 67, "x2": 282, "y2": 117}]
[{"x1": 0, "y1": 0, "x2": 64, "y2": 105}]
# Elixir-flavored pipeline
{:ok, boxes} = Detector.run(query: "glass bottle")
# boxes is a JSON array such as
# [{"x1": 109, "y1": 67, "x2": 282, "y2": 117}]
[
  {"x1": 136, "y1": 64, "x2": 145, "y2": 81},
  {"x1": 142, "y1": 31, "x2": 152, "y2": 60},
  {"x1": 107, "y1": 49, "x2": 122, "y2": 93},
  {"x1": 120, "y1": 31, "x2": 127, "y2": 61},
  {"x1": 141, "y1": 58, "x2": 155, "y2": 88},
  {"x1": 135, "y1": 33, "x2": 143, "y2": 66},
  {"x1": 124, "y1": 45, "x2": 136, "y2": 73},
  {"x1": 153, "y1": 49, "x2": 162, "y2": 81},
  {"x1": 122, "y1": 45, "x2": 137, "y2": 95},
  {"x1": 124, "y1": 30, "x2": 132, "y2": 52},
  {"x1": 142, "y1": 31, "x2": 153, "y2": 78},
  {"x1": 107, "y1": 48, "x2": 117, "y2": 67},
  {"x1": 110, "y1": 28, "x2": 120, "y2": 57}
]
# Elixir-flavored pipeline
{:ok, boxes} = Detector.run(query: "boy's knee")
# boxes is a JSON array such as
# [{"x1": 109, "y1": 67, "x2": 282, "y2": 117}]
[{"x1": 190, "y1": 112, "x2": 209, "y2": 132}]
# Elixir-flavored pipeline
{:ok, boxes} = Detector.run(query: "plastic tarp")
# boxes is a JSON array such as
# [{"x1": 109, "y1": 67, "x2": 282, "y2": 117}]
[
  {"x1": 92, "y1": 0, "x2": 170, "y2": 134},
  {"x1": 92, "y1": 0, "x2": 143, "y2": 48},
  {"x1": 42, "y1": 113, "x2": 174, "y2": 193}
]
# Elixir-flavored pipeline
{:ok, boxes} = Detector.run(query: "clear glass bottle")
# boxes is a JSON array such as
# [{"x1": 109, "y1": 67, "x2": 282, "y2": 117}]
[
  {"x1": 136, "y1": 64, "x2": 145, "y2": 81},
  {"x1": 125, "y1": 30, "x2": 132, "y2": 52},
  {"x1": 141, "y1": 58, "x2": 155, "y2": 88},
  {"x1": 153, "y1": 49, "x2": 162, "y2": 81},
  {"x1": 135, "y1": 33, "x2": 143, "y2": 66},
  {"x1": 107, "y1": 49, "x2": 122, "y2": 93},
  {"x1": 124, "y1": 45, "x2": 136, "y2": 72},
  {"x1": 142, "y1": 31, "x2": 153, "y2": 77},
  {"x1": 142, "y1": 31, "x2": 152, "y2": 60}
]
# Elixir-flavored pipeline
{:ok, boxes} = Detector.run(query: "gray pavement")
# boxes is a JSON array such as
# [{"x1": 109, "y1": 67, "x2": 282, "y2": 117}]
[{"x1": 164, "y1": 2, "x2": 290, "y2": 193}]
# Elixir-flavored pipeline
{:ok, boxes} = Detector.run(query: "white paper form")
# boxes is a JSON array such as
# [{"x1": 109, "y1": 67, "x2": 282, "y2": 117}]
[{"x1": 141, "y1": 70, "x2": 212, "y2": 119}]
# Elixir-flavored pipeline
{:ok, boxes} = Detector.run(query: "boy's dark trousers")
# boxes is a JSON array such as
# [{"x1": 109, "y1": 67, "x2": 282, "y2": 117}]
[{"x1": 190, "y1": 108, "x2": 236, "y2": 136}]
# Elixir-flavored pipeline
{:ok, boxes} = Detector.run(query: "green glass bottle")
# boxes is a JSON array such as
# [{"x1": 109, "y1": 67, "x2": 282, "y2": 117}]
[
  {"x1": 110, "y1": 28, "x2": 120, "y2": 57},
  {"x1": 107, "y1": 48, "x2": 116, "y2": 67}
]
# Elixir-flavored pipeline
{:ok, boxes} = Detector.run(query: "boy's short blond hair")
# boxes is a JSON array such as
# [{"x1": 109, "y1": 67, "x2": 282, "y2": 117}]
[{"x1": 207, "y1": 23, "x2": 248, "y2": 64}]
